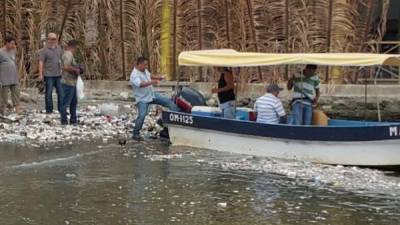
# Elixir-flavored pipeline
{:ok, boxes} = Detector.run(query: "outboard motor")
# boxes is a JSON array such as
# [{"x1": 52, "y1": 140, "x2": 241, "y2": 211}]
[
  {"x1": 160, "y1": 86, "x2": 207, "y2": 139},
  {"x1": 174, "y1": 86, "x2": 206, "y2": 113}
]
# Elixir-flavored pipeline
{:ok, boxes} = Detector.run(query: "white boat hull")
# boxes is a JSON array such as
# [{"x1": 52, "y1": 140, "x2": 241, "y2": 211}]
[{"x1": 168, "y1": 125, "x2": 400, "y2": 166}]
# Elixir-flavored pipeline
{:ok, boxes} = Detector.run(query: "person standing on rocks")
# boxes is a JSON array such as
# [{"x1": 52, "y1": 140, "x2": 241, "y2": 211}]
[
  {"x1": 130, "y1": 57, "x2": 179, "y2": 141},
  {"x1": 60, "y1": 40, "x2": 81, "y2": 125},
  {"x1": 0, "y1": 36, "x2": 21, "y2": 115},
  {"x1": 38, "y1": 33, "x2": 63, "y2": 114}
]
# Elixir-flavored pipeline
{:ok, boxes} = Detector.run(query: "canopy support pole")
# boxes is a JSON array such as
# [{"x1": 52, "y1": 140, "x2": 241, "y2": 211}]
[
  {"x1": 364, "y1": 68, "x2": 368, "y2": 121},
  {"x1": 234, "y1": 67, "x2": 238, "y2": 116},
  {"x1": 373, "y1": 66, "x2": 383, "y2": 122}
]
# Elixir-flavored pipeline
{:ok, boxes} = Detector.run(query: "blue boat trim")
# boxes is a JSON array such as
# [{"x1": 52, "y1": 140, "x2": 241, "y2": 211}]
[{"x1": 162, "y1": 111, "x2": 400, "y2": 142}]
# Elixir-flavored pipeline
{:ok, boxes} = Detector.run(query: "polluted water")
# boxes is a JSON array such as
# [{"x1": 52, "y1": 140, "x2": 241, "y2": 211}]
[
  {"x1": 0, "y1": 140, "x2": 399, "y2": 225},
  {"x1": 0, "y1": 104, "x2": 400, "y2": 224}
]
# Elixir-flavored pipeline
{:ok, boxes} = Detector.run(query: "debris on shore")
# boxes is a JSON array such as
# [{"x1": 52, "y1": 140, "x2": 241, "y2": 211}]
[{"x1": 0, "y1": 104, "x2": 163, "y2": 145}]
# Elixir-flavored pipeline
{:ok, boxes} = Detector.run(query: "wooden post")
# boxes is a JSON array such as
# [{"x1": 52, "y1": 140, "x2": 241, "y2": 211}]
[
  {"x1": 172, "y1": 0, "x2": 178, "y2": 81},
  {"x1": 197, "y1": 0, "x2": 203, "y2": 81},
  {"x1": 325, "y1": 0, "x2": 334, "y2": 82},
  {"x1": 59, "y1": 0, "x2": 73, "y2": 42},
  {"x1": 119, "y1": 0, "x2": 127, "y2": 80},
  {"x1": 2, "y1": 0, "x2": 6, "y2": 40}
]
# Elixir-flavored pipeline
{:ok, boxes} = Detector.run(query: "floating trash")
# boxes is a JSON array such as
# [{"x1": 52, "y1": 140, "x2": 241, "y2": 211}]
[{"x1": 209, "y1": 157, "x2": 400, "y2": 196}]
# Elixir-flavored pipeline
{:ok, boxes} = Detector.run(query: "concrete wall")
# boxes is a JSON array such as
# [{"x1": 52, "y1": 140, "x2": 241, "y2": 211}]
[
  {"x1": 82, "y1": 80, "x2": 400, "y2": 98},
  {"x1": 190, "y1": 82, "x2": 400, "y2": 100}
]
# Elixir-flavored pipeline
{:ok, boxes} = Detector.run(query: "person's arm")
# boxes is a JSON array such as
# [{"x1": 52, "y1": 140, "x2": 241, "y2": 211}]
[
  {"x1": 287, "y1": 77, "x2": 294, "y2": 90},
  {"x1": 212, "y1": 72, "x2": 234, "y2": 93},
  {"x1": 313, "y1": 78, "x2": 321, "y2": 107},
  {"x1": 139, "y1": 80, "x2": 158, "y2": 88},
  {"x1": 130, "y1": 72, "x2": 158, "y2": 88},
  {"x1": 62, "y1": 53, "x2": 80, "y2": 75},
  {"x1": 313, "y1": 88, "x2": 320, "y2": 107},
  {"x1": 275, "y1": 101, "x2": 287, "y2": 124},
  {"x1": 63, "y1": 64, "x2": 80, "y2": 74},
  {"x1": 151, "y1": 74, "x2": 165, "y2": 80},
  {"x1": 38, "y1": 50, "x2": 45, "y2": 81}
]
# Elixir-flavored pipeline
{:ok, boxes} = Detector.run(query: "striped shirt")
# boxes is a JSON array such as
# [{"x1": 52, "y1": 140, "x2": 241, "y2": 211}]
[
  {"x1": 292, "y1": 74, "x2": 320, "y2": 105},
  {"x1": 254, "y1": 93, "x2": 286, "y2": 124}
]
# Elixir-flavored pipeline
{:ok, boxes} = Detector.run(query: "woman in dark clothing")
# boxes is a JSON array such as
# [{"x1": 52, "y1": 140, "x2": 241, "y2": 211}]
[{"x1": 212, "y1": 68, "x2": 236, "y2": 119}]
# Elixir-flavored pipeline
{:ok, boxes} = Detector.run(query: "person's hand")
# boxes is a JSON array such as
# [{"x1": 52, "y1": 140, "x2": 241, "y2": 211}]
[
  {"x1": 312, "y1": 99, "x2": 318, "y2": 108},
  {"x1": 74, "y1": 68, "x2": 81, "y2": 74},
  {"x1": 39, "y1": 74, "x2": 44, "y2": 81},
  {"x1": 152, "y1": 74, "x2": 165, "y2": 80},
  {"x1": 152, "y1": 80, "x2": 159, "y2": 86},
  {"x1": 211, "y1": 87, "x2": 219, "y2": 94}
]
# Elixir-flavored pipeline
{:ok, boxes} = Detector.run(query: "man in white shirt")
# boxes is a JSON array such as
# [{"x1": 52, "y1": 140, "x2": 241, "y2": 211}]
[
  {"x1": 254, "y1": 84, "x2": 286, "y2": 124},
  {"x1": 130, "y1": 57, "x2": 179, "y2": 141}
]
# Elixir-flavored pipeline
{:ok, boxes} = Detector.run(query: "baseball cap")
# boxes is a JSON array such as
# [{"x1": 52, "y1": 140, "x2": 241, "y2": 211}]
[{"x1": 267, "y1": 84, "x2": 284, "y2": 93}]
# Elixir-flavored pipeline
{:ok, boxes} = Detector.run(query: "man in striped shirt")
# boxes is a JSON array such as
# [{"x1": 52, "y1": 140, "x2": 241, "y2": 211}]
[
  {"x1": 254, "y1": 84, "x2": 286, "y2": 124},
  {"x1": 287, "y1": 64, "x2": 321, "y2": 125}
]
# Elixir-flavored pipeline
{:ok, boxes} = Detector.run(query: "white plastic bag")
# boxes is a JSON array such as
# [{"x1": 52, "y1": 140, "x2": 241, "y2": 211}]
[
  {"x1": 76, "y1": 76, "x2": 85, "y2": 100},
  {"x1": 99, "y1": 103, "x2": 120, "y2": 116}
]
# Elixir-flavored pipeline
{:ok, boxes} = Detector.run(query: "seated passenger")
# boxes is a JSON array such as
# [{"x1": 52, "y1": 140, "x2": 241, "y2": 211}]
[
  {"x1": 212, "y1": 67, "x2": 236, "y2": 119},
  {"x1": 254, "y1": 84, "x2": 287, "y2": 124}
]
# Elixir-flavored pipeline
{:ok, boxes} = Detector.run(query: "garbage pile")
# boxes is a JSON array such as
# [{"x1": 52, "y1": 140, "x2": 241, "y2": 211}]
[{"x1": 0, "y1": 104, "x2": 164, "y2": 145}]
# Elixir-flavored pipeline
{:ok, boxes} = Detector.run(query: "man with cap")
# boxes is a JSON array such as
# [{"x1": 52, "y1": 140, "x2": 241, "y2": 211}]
[
  {"x1": 254, "y1": 83, "x2": 286, "y2": 124},
  {"x1": 38, "y1": 33, "x2": 63, "y2": 114}
]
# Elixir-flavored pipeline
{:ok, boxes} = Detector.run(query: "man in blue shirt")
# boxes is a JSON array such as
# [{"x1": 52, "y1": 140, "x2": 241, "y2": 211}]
[{"x1": 130, "y1": 57, "x2": 179, "y2": 141}]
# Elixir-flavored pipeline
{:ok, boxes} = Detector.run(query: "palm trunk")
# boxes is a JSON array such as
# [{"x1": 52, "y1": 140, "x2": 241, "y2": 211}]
[
  {"x1": 2, "y1": 0, "x2": 6, "y2": 40},
  {"x1": 119, "y1": 0, "x2": 127, "y2": 80}
]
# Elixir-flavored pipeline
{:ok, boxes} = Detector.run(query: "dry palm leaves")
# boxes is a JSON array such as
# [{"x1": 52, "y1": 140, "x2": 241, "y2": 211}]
[{"x1": 0, "y1": 0, "x2": 393, "y2": 84}]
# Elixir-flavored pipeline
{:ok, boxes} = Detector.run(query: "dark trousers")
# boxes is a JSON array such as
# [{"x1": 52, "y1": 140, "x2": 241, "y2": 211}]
[
  {"x1": 60, "y1": 83, "x2": 77, "y2": 125},
  {"x1": 44, "y1": 76, "x2": 63, "y2": 113}
]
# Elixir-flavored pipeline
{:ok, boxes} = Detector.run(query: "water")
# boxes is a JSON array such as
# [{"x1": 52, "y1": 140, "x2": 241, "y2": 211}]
[{"x1": 0, "y1": 141, "x2": 399, "y2": 225}]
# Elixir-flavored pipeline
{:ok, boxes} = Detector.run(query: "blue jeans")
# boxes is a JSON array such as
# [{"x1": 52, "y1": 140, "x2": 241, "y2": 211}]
[
  {"x1": 133, "y1": 93, "x2": 179, "y2": 136},
  {"x1": 60, "y1": 83, "x2": 77, "y2": 125},
  {"x1": 44, "y1": 76, "x2": 63, "y2": 113},
  {"x1": 220, "y1": 100, "x2": 235, "y2": 119},
  {"x1": 291, "y1": 101, "x2": 313, "y2": 125}
]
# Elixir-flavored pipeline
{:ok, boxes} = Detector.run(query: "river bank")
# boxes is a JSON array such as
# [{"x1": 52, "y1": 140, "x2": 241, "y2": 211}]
[
  {"x1": 0, "y1": 88, "x2": 164, "y2": 146},
  {"x1": 1, "y1": 81, "x2": 399, "y2": 146}
]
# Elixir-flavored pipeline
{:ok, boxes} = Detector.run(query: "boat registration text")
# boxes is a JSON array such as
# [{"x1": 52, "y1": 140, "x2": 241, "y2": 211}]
[
  {"x1": 389, "y1": 126, "x2": 400, "y2": 137},
  {"x1": 169, "y1": 113, "x2": 194, "y2": 125}
]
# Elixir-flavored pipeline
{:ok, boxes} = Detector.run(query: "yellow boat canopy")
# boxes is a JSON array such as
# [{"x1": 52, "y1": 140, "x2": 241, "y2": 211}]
[{"x1": 178, "y1": 49, "x2": 400, "y2": 67}]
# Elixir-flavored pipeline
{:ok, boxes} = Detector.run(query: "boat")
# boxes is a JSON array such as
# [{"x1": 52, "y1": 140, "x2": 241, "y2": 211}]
[{"x1": 163, "y1": 49, "x2": 400, "y2": 166}]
